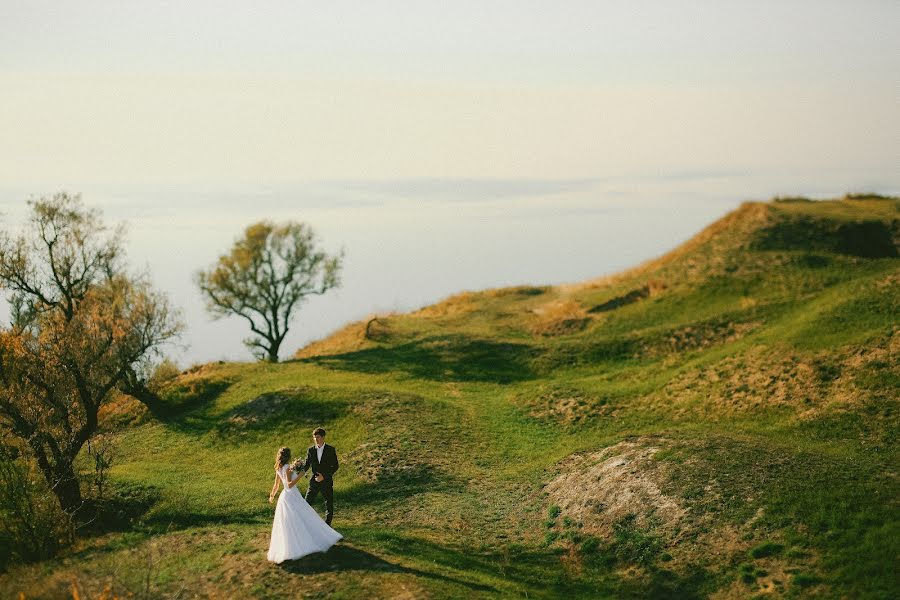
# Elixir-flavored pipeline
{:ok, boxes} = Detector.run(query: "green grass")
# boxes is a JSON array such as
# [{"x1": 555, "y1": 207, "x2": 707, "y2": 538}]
[{"x1": 1, "y1": 196, "x2": 898, "y2": 599}]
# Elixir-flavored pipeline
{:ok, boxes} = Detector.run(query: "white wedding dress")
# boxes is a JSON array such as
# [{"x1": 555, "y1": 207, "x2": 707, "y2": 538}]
[{"x1": 267, "y1": 465, "x2": 343, "y2": 563}]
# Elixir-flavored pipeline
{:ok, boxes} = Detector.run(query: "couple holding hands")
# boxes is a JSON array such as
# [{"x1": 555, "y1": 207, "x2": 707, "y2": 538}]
[{"x1": 267, "y1": 427, "x2": 342, "y2": 563}]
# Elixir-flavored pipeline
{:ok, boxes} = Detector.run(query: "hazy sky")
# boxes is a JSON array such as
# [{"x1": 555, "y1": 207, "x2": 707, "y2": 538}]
[
  {"x1": 0, "y1": 2, "x2": 898, "y2": 364},
  {"x1": 2, "y1": 1, "x2": 898, "y2": 185}
]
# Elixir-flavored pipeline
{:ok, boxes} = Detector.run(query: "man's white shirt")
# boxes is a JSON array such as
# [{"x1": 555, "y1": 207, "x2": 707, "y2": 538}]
[{"x1": 316, "y1": 444, "x2": 324, "y2": 463}]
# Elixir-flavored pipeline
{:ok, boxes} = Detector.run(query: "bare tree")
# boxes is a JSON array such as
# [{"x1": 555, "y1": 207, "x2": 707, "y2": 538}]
[
  {"x1": 0, "y1": 193, "x2": 182, "y2": 515},
  {"x1": 195, "y1": 221, "x2": 343, "y2": 362}
]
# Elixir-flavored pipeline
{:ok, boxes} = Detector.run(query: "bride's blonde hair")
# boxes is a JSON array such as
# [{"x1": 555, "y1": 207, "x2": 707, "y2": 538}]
[{"x1": 274, "y1": 447, "x2": 291, "y2": 471}]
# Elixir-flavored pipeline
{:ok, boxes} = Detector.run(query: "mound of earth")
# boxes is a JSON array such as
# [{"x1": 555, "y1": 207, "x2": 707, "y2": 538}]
[
  {"x1": 543, "y1": 438, "x2": 688, "y2": 541},
  {"x1": 543, "y1": 437, "x2": 824, "y2": 595}
]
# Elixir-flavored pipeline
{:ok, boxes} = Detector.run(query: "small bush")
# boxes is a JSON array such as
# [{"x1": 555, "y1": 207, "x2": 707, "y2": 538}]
[
  {"x1": 774, "y1": 196, "x2": 812, "y2": 203},
  {"x1": 792, "y1": 573, "x2": 821, "y2": 588},
  {"x1": 548, "y1": 505, "x2": 561, "y2": 519},
  {"x1": 843, "y1": 192, "x2": 894, "y2": 201},
  {"x1": 613, "y1": 514, "x2": 662, "y2": 566},
  {"x1": 749, "y1": 541, "x2": 784, "y2": 558},
  {"x1": 562, "y1": 530, "x2": 582, "y2": 544},
  {"x1": 785, "y1": 547, "x2": 809, "y2": 559},
  {"x1": 149, "y1": 358, "x2": 181, "y2": 389},
  {"x1": 0, "y1": 447, "x2": 68, "y2": 565},
  {"x1": 580, "y1": 536, "x2": 600, "y2": 554}
]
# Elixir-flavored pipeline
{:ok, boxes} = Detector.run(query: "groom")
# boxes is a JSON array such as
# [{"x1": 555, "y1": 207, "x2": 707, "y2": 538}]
[{"x1": 300, "y1": 427, "x2": 339, "y2": 525}]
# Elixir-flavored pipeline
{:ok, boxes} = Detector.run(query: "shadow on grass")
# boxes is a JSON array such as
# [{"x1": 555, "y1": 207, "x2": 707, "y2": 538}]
[
  {"x1": 753, "y1": 216, "x2": 898, "y2": 258},
  {"x1": 78, "y1": 481, "x2": 162, "y2": 536},
  {"x1": 151, "y1": 377, "x2": 235, "y2": 433},
  {"x1": 339, "y1": 466, "x2": 463, "y2": 509},
  {"x1": 300, "y1": 335, "x2": 538, "y2": 384},
  {"x1": 329, "y1": 530, "x2": 712, "y2": 598},
  {"x1": 534, "y1": 336, "x2": 639, "y2": 372},
  {"x1": 215, "y1": 388, "x2": 348, "y2": 439},
  {"x1": 278, "y1": 543, "x2": 496, "y2": 593},
  {"x1": 154, "y1": 383, "x2": 350, "y2": 439},
  {"x1": 142, "y1": 510, "x2": 268, "y2": 531}
]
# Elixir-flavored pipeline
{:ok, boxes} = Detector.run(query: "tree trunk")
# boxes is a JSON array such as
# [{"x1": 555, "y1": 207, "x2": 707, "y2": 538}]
[
  {"x1": 267, "y1": 349, "x2": 280, "y2": 363},
  {"x1": 121, "y1": 380, "x2": 165, "y2": 416},
  {"x1": 120, "y1": 368, "x2": 165, "y2": 415},
  {"x1": 51, "y1": 464, "x2": 82, "y2": 516},
  {"x1": 27, "y1": 436, "x2": 83, "y2": 515}
]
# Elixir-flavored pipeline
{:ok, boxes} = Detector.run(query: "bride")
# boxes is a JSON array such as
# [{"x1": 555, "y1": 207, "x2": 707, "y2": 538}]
[{"x1": 267, "y1": 446, "x2": 343, "y2": 563}]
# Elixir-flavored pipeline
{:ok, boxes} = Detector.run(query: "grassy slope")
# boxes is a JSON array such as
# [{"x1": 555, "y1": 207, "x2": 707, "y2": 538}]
[{"x1": 2, "y1": 196, "x2": 898, "y2": 599}]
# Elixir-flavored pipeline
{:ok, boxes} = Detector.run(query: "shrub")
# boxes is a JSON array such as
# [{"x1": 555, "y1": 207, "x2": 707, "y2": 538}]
[
  {"x1": 148, "y1": 358, "x2": 181, "y2": 390},
  {"x1": 580, "y1": 536, "x2": 600, "y2": 554},
  {"x1": 0, "y1": 446, "x2": 68, "y2": 565},
  {"x1": 792, "y1": 573, "x2": 821, "y2": 588},
  {"x1": 749, "y1": 541, "x2": 784, "y2": 558},
  {"x1": 613, "y1": 514, "x2": 662, "y2": 566}
]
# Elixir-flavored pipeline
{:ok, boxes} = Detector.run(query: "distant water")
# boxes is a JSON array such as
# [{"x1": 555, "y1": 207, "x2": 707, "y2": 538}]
[{"x1": 0, "y1": 169, "x2": 895, "y2": 365}]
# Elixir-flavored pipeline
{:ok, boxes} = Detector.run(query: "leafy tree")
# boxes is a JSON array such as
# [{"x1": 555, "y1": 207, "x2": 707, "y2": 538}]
[
  {"x1": 195, "y1": 221, "x2": 343, "y2": 362},
  {"x1": 0, "y1": 193, "x2": 182, "y2": 515}
]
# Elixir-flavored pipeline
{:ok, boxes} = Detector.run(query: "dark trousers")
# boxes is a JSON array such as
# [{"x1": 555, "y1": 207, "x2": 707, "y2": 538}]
[{"x1": 305, "y1": 480, "x2": 334, "y2": 525}]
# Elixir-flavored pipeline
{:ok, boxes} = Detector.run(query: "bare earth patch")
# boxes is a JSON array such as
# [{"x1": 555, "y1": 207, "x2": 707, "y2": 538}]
[
  {"x1": 544, "y1": 437, "x2": 825, "y2": 597},
  {"x1": 544, "y1": 439, "x2": 687, "y2": 540},
  {"x1": 227, "y1": 389, "x2": 300, "y2": 426}
]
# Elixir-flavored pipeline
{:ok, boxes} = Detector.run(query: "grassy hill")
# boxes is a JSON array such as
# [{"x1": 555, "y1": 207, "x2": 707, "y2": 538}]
[{"x1": 2, "y1": 195, "x2": 897, "y2": 599}]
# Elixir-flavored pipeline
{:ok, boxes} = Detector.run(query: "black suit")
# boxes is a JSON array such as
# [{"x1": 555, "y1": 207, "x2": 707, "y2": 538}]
[{"x1": 302, "y1": 444, "x2": 339, "y2": 525}]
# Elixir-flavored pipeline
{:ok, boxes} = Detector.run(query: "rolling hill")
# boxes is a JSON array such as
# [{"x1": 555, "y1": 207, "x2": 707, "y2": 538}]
[{"x1": 2, "y1": 195, "x2": 898, "y2": 599}]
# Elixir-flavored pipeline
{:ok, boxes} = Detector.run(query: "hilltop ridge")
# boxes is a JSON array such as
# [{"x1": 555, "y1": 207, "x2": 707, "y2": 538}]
[{"x1": 296, "y1": 195, "x2": 898, "y2": 361}]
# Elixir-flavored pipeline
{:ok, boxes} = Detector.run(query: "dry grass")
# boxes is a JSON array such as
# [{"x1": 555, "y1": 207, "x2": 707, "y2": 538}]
[
  {"x1": 519, "y1": 385, "x2": 614, "y2": 427},
  {"x1": 411, "y1": 292, "x2": 481, "y2": 319},
  {"x1": 841, "y1": 327, "x2": 899, "y2": 371},
  {"x1": 585, "y1": 280, "x2": 667, "y2": 314},
  {"x1": 648, "y1": 329, "x2": 898, "y2": 421},
  {"x1": 568, "y1": 202, "x2": 775, "y2": 293},
  {"x1": 294, "y1": 317, "x2": 389, "y2": 359},
  {"x1": 529, "y1": 299, "x2": 591, "y2": 337},
  {"x1": 648, "y1": 345, "x2": 834, "y2": 418},
  {"x1": 97, "y1": 393, "x2": 149, "y2": 431},
  {"x1": 544, "y1": 437, "x2": 826, "y2": 597},
  {"x1": 544, "y1": 439, "x2": 687, "y2": 540},
  {"x1": 639, "y1": 320, "x2": 760, "y2": 358},
  {"x1": 226, "y1": 388, "x2": 304, "y2": 427},
  {"x1": 484, "y1": 285, "x2": 550, "y2": 298}
]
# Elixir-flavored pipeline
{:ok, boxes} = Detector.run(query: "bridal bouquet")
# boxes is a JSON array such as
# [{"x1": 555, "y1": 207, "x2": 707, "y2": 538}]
[{"x1": 290, "y1": 458, "x2": 305, "y2": 475}]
